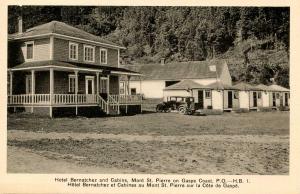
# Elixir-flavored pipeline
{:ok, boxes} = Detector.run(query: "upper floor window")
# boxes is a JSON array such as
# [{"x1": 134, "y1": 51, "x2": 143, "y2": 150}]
[
  {"x1": 84, "y1": 45, "x2": 95, "y2": 62},
  {"x1": 26, "y1": 41, "x2": 34, "y2": 60},
  {"x1": 100, "y1": 48, "x2": 107, "y2": 64},
  {"x1": 69, "y1": 42, "x2": 78, "y2": 60}
]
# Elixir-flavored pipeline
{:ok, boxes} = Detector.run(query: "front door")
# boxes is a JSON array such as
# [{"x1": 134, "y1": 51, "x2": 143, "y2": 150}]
[
  {"x1": 285, "y1": 93, "x2": 288, "y2": 106},
  {"x1": 272, "y1": 92, "x2": 276, "y2": 106},
  {"x1": 198, "y1": 90, "x2": 204, "y2": 109},
  {"x1": 85, "y1": 76, "x2": 95, "y2": 103},
  {"x1": 228, "y1": 91, "x2": 233, "y2": 108},
  {"x1": 253, "y1": 92, "x2": 257, "y2": 107}
]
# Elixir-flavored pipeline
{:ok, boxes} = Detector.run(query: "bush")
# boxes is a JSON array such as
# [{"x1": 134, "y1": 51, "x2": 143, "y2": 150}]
[
  {"x1": 201, "y1": 109, "x2": 223, "y2": 115},
  {"x1": 278, "y1": 106, "x2": 290, "y2": 111},
  {"x1": 232, "y1": 108, "x2": 250, "y2": 113},
  {"x1": 259, "y1": 107, "x2": 274, "y2": 112}
]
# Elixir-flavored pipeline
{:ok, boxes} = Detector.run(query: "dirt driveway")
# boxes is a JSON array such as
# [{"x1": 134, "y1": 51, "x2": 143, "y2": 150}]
[{"x1": 7, "y1": 111, "x2": 289, "y2": 174}]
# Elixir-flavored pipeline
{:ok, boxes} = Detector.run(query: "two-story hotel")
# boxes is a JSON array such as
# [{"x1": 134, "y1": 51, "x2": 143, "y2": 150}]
[{"x1": 8, "y1": 18, "x2": 142, "y2": 117}]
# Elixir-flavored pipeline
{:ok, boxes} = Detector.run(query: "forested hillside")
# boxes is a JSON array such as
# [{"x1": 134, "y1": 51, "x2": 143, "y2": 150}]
[{"x1": 8, "y1": 6, "x2": 289, "y2": 87}]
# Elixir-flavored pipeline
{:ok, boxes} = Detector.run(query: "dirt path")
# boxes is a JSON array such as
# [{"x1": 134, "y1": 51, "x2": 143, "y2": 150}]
[
  {"x1": 7, "y1": 146, "x2": 134, "y2": 174},
  {"x1": 8, "y1": 130, "x2": 289, "y2": 143}
]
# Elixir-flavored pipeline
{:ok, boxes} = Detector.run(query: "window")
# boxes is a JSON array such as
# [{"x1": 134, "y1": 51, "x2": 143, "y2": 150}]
[
  {"x1": 276, "y1": 93, "x2": 280, "y2": 99},
  {"x1": 258, "y1": 92, "x2": 262, "y2": 99},
  {"x1": 119, "y1": 81, "x2": 125, "y2": 95},
  {"x1": 84, "y1": 45, "x2": 95, "y2": 62},
  {"x1": 234, "y1": 91, "x2": 239, "y2": 99},
  {"x1": 69, "y1": 42, "x2": 78, "y2": 60},
  {"x1": 100, "y1": 48, "x2": 107, "y2": 64},
  {"x1": 68, "y1": 75, "x2": 76, "y2": 93},
  {"x1": 205, "y1": 90, "x2": 211, "y2": 99},
  {"x1": 100, "y1": 77, "x2": 108, "y2": 93},
  {"x1": 26, "y1": 41, "x2": 34, "y2": 60},
  {"x1": 25, "y1": 75, "x2": 32, "y2": 94},
  {"x1": 131, "y1": 88, "x2": 137, "y2": 95}
]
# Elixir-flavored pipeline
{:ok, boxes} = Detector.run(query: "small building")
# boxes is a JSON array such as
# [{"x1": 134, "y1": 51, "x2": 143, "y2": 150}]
[
  {"x1": 233, "y1": 82, "x2": 264, "y2": 110},
  {"x1": 121, "y1": 60, "x2": 232, "y2": 99},
  {"x1": 268, "y1": 84, "x2": 290, "y2": 107},
  {"x1": 163, "y1": 80, "x2": 237, "y2": 111}
]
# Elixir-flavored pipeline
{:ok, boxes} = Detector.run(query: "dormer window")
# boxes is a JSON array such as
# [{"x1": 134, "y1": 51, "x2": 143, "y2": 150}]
[
  {"x1": 84, "y1": 45, "x2": 95, "y2": 62},
  {"x1": 100, "y1": 48, "x2": 107, "y2": 64},
  {"x1": 69, "y1": 42, "x2": 78, "y2": 60},
  {"x1": 26, "y1": 41, "x2": 34, "y2": 60}
]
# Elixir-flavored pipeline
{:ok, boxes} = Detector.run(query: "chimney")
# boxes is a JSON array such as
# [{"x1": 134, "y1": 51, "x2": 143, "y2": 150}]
[
  {"x1": 18, "y1": 16, "x2": 23, "y2": 34},
  {"x1": 160, "y1": 58, "x2": 165, "y2": 65}
]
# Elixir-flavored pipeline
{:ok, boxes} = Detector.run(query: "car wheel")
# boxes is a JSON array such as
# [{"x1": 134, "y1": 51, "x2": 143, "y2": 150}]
[{"x1": 178, "y1": 106, "x2": 186, "y2": 114}]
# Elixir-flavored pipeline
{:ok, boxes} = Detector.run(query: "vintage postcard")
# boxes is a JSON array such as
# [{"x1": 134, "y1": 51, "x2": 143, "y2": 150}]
[{"x1": 0, "y1": 0, "x2": 300, "y2": 193}]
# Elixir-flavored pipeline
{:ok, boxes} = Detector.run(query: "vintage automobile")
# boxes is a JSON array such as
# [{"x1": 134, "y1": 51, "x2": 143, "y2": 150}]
[{"x1": 156, "y1": 96, "x2": 195, "y2": 115}]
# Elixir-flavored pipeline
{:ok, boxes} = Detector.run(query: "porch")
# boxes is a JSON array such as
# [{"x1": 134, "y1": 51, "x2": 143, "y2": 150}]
[{"x1": 8, "y1": 60, "x2": 142, "y2": 117}]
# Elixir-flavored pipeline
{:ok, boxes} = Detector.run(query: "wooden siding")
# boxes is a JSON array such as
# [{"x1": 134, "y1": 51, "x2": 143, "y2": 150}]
[
  {"x1": 21, "y1": 38, "x2": 50, "y2": 62},
  {"x1": 53, "y1": 37, "x2": 118, "y2": 67}
]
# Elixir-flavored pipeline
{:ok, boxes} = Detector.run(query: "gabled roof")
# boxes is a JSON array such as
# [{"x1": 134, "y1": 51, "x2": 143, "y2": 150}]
[
  {"x1": 164, "y1": 80, "x2": 208, "y2": 90},
  {"x1": 122, "y1": 60, "x2": 226, "y2": 81},
  {"x1": 8, "y1": 21, "x2": 125, "y2": 49},
  {"x1": 9, "y1": 60, "x2": 141, "y2": 76},
  {"x1": 233, "y1": 82, "x2": 263, "y2": 91},
  {"x1": 268, "y1": 84, "x2": 290, "y2": 92},
  {"x1": 206, "y1": 81, "x2": 238, "y2": 90},
  {"x1": 256, "y1": 84, "x2": 272, "y2": 91}
]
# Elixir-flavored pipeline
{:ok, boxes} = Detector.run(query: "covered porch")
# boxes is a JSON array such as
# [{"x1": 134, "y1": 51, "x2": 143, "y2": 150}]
[{"x1": 8, "y1": 60, "x2": 143, "y2": 117}]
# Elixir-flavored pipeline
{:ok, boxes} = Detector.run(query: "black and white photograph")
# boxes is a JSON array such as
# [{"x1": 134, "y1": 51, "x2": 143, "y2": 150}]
[{"x1": 6, "y1": 5, "x2": 291, "y2": 176}]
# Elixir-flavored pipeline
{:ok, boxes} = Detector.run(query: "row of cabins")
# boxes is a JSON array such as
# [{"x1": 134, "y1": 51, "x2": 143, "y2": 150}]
[{"x1": 163, "y1": 80, "x2": 290, "y2": 111}]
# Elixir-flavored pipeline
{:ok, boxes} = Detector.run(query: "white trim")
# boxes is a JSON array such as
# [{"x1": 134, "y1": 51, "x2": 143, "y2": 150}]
[
  {"x1": 100, "y1": 48, "x2": 108, "y2": 65},
  {"x1": 68, "y1": 74, "x2": 76, "y2": 93},
  {"x1": 8, "y1": 33, "x2": 126, "y2": 49},
  {"x1": 25, "y1": 41, "x2": 34, "y2": 61},
  {"x1": 69, "y1": 42, "x2": 79, "y2": 61},
  {"x1": 85, "y1": 76, "x2": 95, "y2": 94},
  {"x1": 117, "y1": 49, "x2": 120, "y2": 67},
  {"x1": 83, "y1": 45, "x2": 95, "y2": 63},
  {"x1": 50, "y1": 36, "x2": 54, "y2": 60}
]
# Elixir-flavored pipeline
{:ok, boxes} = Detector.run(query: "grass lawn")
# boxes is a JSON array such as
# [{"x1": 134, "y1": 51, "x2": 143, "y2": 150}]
[{"x1": 7, "y1": 111, "x2": 289, "y2": 174}]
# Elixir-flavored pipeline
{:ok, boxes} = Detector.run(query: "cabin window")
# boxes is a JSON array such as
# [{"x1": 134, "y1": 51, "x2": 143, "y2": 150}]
[
  {"x1": 205, "y1": 90, "x2": 211, "y2": 99},
  {"x1": 84, "y1": 45, "x2": 95, "y2": 62},
  {"x1": 100, "y1": 48, "x2": 107, "y2": 64},
  {"x1": 119, "y1": 81, "x2": 125, "y2": 95},
  {"x1": 69, "y1": 42, "x2": 78, "y2": 60},
  {"x1": 234, "y1": 91, "x2": 239, "y2": 99},
  {"x1": 276, "y1": 93, "x2": 280, "y2": 99},
  {"x1": 258, "y1": 92, "x2": 262, "y2": 99},
  {"x1": 68, "y1": 75, "x2": 76, "y2": 93},
  {"x1": 100, "y1": 77, "x2": 108, "y2": 93},
  {"x1": 131, "y1": 88, "x2": 137, "y2": 95},
  {"x1": 26, "y1": 42, "x2": 34, "y2": 60}
]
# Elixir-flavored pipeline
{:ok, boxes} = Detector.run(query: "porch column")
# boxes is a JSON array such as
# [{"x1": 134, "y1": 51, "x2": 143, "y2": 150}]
[
  {"x1": 96, "y1": 72, "x2": 99, "y2": 95},
  {"x1": 74, "y1": 70, "x2": 78, "y2": 115},
  {"x1": 107, "y1": 75, "x2": 110, "y2": 115},
  {"x1": 127, "y1": 75, "x2": 131, "y2": 95},
  {"x1": 49, "y1": 68, "x2": 54, "y2": 118},
  {"x1": 9, "y1": 71, "x2": 13, "y2": 95},
  {"x1": 31, "y1": 70, "x2": 35, "y2": 113}
]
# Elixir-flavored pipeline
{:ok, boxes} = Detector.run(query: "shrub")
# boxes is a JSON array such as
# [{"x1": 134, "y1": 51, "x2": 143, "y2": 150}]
[
  {"x1": 232, "y1": 108, "x2": 249, "y2": 113},
  {"x1": 201, "y1": 109, "x2": 223, "y2": 115},
  {"x1": 259, "y1": 107, "x2": 274, "y2": 112}
]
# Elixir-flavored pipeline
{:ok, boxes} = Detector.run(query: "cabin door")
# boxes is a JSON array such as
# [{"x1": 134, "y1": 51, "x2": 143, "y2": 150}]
[
  {"x1": 272, "y1": 92, "x2": 276, "y2": 106},
  {"x1": 198, "y1": 90, "x2": 204, "y2": 109},
  {"x1": 253, "y1": 92, "x2": 257, "y2": 107},
  {"x1": 228, "y1": 91, "x2": 233, "y2": 108},
  {"x1": 85, "y1": 76, "x2": 95, "y2": 103},
  {"x1": 285, "y1": 93, "x2": 288, "y2": 106}
]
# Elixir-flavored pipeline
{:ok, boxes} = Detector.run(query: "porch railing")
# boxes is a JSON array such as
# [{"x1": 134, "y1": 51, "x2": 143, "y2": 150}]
[{"x1": 8, "y1": 94, "x2": 51, "y2": 105}]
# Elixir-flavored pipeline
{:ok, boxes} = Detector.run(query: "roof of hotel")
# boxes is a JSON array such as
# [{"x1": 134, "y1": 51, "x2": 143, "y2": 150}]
[
  {"x1": 122, "y1": 60, "x2": 226, "y2": 81},
  {"x1": 8, "y1": 21, "x2": 125, "y2": 49},
  {"x1": 233, "y1": 82, "x2": 263, "y2": 91},
  {"x1": 164, "y1": 80, "x2": 209, "y2": 90}
]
